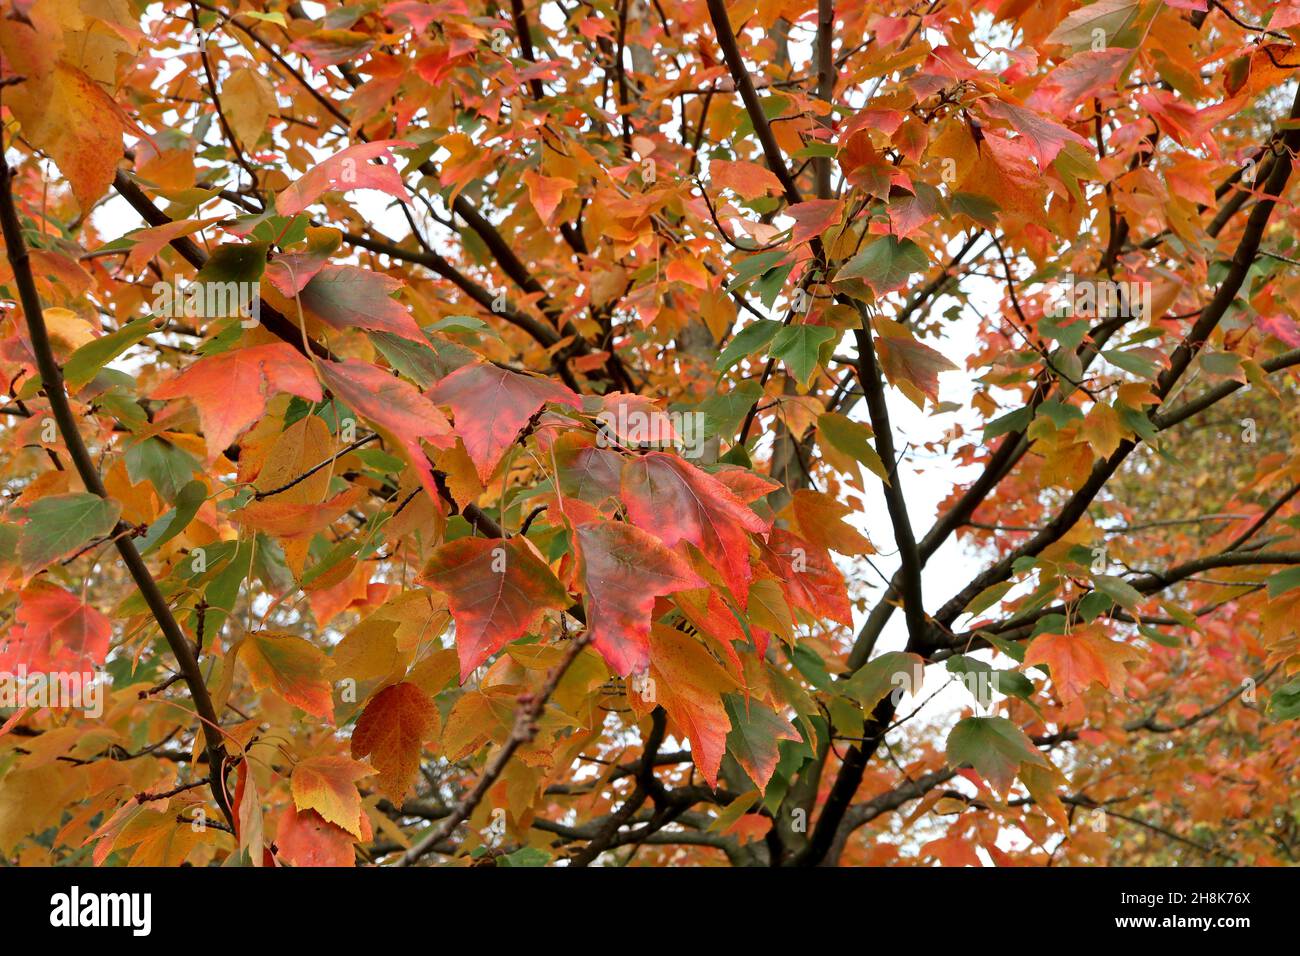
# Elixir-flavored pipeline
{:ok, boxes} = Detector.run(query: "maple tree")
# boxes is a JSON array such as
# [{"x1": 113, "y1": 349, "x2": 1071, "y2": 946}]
[{"x1": 0, "y1": 0, "x2": 1298, "y2": 870}]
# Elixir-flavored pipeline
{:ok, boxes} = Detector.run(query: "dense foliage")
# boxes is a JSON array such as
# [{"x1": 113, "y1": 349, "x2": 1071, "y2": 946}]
[{"x1": 0, "y1": 0, "x2": 1298, "y2": 866}]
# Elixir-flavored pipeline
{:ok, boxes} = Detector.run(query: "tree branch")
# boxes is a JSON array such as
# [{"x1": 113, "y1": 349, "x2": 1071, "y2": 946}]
[
  {"x1": 0, "y1": 161, "x2": 234, "y2": 827},
  {"x1": 705, "y1": 0, "x2": 802, "y2": 205},
  {"x1": 396, "y1": 629, "x2": 595, "y2": 865}
]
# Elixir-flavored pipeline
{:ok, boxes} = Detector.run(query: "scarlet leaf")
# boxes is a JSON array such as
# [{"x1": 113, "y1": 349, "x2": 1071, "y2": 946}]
[
  {"x1": 264, "y1": 227, "x2": 343, "y2": 297},
  {"x1": 420, "y1": 537, "x2": 570, "y2": 680},
  {"x1": 979, "y1": 99, "x2": 1092, "y2": 168},
  {"x1": 874, "y1": 331, "x2": 958, "y2": 405},
  {"x1": 788, "y1": 199, "x2": 843, "y2": 246},
  {"x1": 121, "y1": 217, "x2": 222, "y2": 273},
  {"x1": 522, "y1": 169, "x2": 576, "y2": 223},
  {"x1": 151, "y1": 343, "x2": 322, "y2": 459},
  {"x1": 1256, "y1": 312, "x2": 1300, "y2": 348},
  {"x1": 1024, "y1": 629, "x2": 1140, "y2": 704},
  {"x1": 710, "y1": 159, "x2": 783, "y2": 199},
  {"x1": 920, "y1": 831, "x2": 983, "y2": 868},
  {"x1": 426, "y1": 362, "x2": 581, "y2": 482},
  {"x1": 7, "y1": 0, "x2": 1297, "y2": 871},
  {"x1": 553, "y1": 432, "x2": 624, "y2": 505},
  {"x1": 789, "y1": 489, "x2": 874, "y2": 556},
  {"x1": 574, "y1": 519, "x2": 705, "y2": 675},
  {"x1": 276, "y1": 807, "x2": 361, "y2": 867},
  {"x1": 674, "y1": 588, "x2": 748, "y2": 652},
  {"x1": 620, "y1": 452, "x2": 766, "y2": 603},
  {"x1": 289, "y1": 29, "x2": 376, "y2": 68},
  {"x1": 761, "y1": 529, "x2": 853, "y2": 627},
  {"x1": 235, "y1": 488, "x2": 365, "y2": 541},
  {"x1": 1051, "y1": 55, "x2": 1133, "y2": 113},
  {"x1": 0, "y1": 581, "x2": 111, "y2": 672}
]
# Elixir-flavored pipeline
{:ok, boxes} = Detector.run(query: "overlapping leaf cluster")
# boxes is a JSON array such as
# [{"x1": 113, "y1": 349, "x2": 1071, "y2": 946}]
[{"x1": 0, "y1": 0, "x2": 1298, "y2": 867}]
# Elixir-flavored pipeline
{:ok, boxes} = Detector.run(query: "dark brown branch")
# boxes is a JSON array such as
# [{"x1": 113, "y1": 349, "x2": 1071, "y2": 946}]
[
  {"x1": 566, "y1": 707, "x2": 666, "y2": 866},
  {"x1": 396, "y1": 629, "x2": 595, "y2": 865},
  {"x1": 931, "y1": 85, "x2": 1300, "y2": 632},
  {"x1": 813, "y1": 0, "x2": 835, "y2": 200},
  {"x1": 850, "y1": 309, "x2": 925, "y2": 645},
  {"x1": 190, "y1": 2, "x2": 264, "y2": 206},
  {"x1": 1225, "y1": 482, "x2": 1300, "y2": 553},
  {"x1": 705, "y1": 0, "x2": 802, "y2": 205},
  {"x1": 509, "y1": 0, "x2": 546, "y2": 100},
  {"x1": 111, "y1": 170, "x2": 334, "y2": 362},
  {"x1": 1, "y1": 161, "x2": 234, "y2": 827},
  {"x1": 1154, "y1": 346, "x2": 1300, "y2": 430},
  {"x1": 950, "y1": 552, "x2": 1300, "y2": 650}
]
